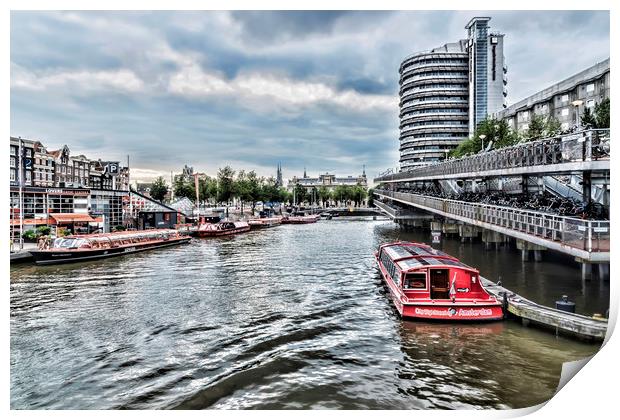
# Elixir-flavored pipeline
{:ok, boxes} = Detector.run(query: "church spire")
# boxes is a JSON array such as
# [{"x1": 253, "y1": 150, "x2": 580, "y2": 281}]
[{"x1": 304, "y1": 166, "x2": 307, "y2": 178}]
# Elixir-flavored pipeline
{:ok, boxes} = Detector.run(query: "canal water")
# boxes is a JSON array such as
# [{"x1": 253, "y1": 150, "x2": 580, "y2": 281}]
[{"x1": 10, "y1": 219, "x2": 606, "y2": 409}]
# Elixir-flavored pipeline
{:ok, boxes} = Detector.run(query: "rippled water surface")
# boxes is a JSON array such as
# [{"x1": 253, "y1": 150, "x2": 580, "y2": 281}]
[{"x1": 10, "y1": 220, "x2": 604, "y2": 409}]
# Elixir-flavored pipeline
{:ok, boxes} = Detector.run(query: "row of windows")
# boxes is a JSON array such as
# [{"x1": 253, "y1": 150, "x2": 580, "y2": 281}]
[
  {"x1": 402, "y1": 83, "x2": 468, "y2": 95},
  {"x1": 401, "y1": 145, "x2": 452, "y2": 153},
  {"x1": 401, "y1": 71, "x2": 468, "y2": 84},
  {"x1": 401, "y1": 132, "x2": 465, "y2": 140},
  {"x1": 379, "y1": 251, "x2": 400, "y2": 285},
  {"x1": 514, "y1": 98, "x2": 598, "y2": 123},
  {"x1": 401, "y1": 108, "x2": 468, "y2": 118},
  {"x1": 9, "y1": 145, "x2": 33, "y2": 157},
  {"x1": 402, "y1": 120, "x2": 468, "y2": 129},
  {"x1": 403, "y1": 95, "x2": 468, "y2": 105},
  {"x1": 402, "y1": 58, "x2": 467, "y2": 71}
]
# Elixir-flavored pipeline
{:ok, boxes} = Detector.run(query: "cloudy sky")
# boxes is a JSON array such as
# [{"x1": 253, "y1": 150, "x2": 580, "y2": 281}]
[{"x1": 10, "y1": 10, "x2": 609, "y2": 183}]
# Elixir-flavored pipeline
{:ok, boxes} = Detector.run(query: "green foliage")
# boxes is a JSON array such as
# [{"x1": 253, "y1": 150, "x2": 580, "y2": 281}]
[
  {"x1": 367, "y1": 188, "x2": 374, "y2": 207},
  {"x1": 546, "y1": 116, "x2": 562, "y2": 137},
  {"x1": 173, "y1": 177, "x2": 195, "y2": 201},
  {"x1": 352, "y1": 185, "x2": 367, "y2": 207},
  {"x1": 293, "y1": 184, "x2": 308, "y2": 205},
  {"x1": 450, "y1": 117, "x2": 519, "y2": 158},
  {"x1": 197, "y1": 175, "x2": 217, "y2": 204},
  {"x1": 581, "y1": 106, "x2": 597, "y2": 128},
  {"x1": 114, "y1": 225, "x2": 126, "y2": 231},
  {"x1": 216, "y1": 166, "x2": 236, "y2": 203},
  {"x1": 22, "y1": 230, "x2": 37, "y2": 240},
  {"x1": 36, "y1": 226, "x2": 51, "y2": 236},
  {"x1": 526, "y1": 115, "x2": 565, "y2": 140},
  {"x1": 594, "y1": 98, "x2": 610, "y2": 128},
  {"x1": 150, "y1": 176, "x2": 168, "y2": 202},
  {"x1": 526, "y1": 114, "x2": 547, "y2": 140},
  {"x1": 260, "y1": 177, "x2": 280, "y2": 204},
  {"x1": 317, "y1": 186, "x2": 331, "y2": 207}
]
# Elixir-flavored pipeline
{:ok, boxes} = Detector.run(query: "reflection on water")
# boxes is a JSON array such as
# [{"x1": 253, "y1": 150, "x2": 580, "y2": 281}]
[{"x1": 10, "y1": 220, "x2": 603, "y2": 409}]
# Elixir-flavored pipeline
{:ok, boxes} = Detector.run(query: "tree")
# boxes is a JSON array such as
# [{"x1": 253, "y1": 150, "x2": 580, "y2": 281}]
[
  {"x1": 317, "y1": 186, "x2": 330, "y2": 207},
  {"x1": 594, "y1": 98, "x2": 610, "y2": 128},
  {"x1": 545, "y1": 116, "x2": 562, "y2": 137},
  {"x1": 352, "y1": 185, "x2": 367, "y2": 207},
  {"x1": 150, "y1": 176, "x2": 168, "y2": 202},
  {"x1": 526, "y1": 114, "x2": 547, "y2": 140},
  {"x1": 581, "y1": 106, "x2": 596, "y2": 128},
  {"x1": 173, "y1": 177, "x2": 194, "y2": 201},
  {"x1": 449, "y1": 117, "x2": 518, "y2": 158},
  {"x1": 260, "y1": 177, "x2": 280, "y2": 205},
  {"x1": 234, "y1": 170, "x2": 251, "y2": 214},
  {"x1": 217, "y1": 166, "x2": 236, "y2": 204},
  {"x1": 333, "y1": 185, "x2": 349, "y2": 206},
  {"x1": 246, "y1": 171, "x2": 263, "y2": 214},
  {"x1": 293, "y1": 184, "x2": 308, "y2": 205},
  {"x1": 367, "y1": 188, "x2": 374, "y2": 208}
]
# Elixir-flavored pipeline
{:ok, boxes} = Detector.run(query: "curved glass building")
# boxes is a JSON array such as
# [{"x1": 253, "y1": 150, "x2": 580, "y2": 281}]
[
  {"x1": 399, "y1": 41, "x2": 470, "y2": 170},
  {"x1": 398, "y1": 17, "x2": 506, "y2": 172}
]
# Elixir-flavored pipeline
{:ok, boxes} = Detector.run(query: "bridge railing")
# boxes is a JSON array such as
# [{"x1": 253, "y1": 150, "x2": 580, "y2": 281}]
[
  {"x1": 374, "y1": 200, "x2": 401, "y2": 217},
  {"x1": 375, "y1": 189, "x2": 610, "y2": 253},
  {"x1": 376, "y1": 129, "x2": 610, "y2": 182}
]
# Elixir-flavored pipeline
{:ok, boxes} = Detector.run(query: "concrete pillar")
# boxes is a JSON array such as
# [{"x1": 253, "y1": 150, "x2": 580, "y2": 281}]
[
  {"x1": 581, "y1": 262, "x2": 592, "y2": 281},
  {"x1": 459, "y1": 225, "x2": 479, "y2": 241},
  {"x1": 597, "y1": 263, "x2": 609, "y2": 282},
  {"x1": 442, "y1": 221, "x2": 459, "y2": 236},
  {"x1": 522, "y1": 175, "x2": 529, "y2": 195},
  {"x1": 431, "y1": 221, "x2": 443, "y2": 232},
  {"x1": 533, "y1": 250, "x2": 543, "y2": 262},
  {"x1": 482, "y1": 230, "x2": 504, "y2": 251},
  {"x1": 516, "y1": 239, "x2": 546, "y2": 261},
  {"x1": 582, "y1": 170, "x2": 592, "y2": 206}
]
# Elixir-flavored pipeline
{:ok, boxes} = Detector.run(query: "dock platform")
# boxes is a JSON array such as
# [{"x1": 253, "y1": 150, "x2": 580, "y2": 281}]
[
  {"x1": 10, "y1": 250, "x2": 34, "y2": 264},
  {"x1": 481, "y1": 277, "x2": 607, "y2": 342}
]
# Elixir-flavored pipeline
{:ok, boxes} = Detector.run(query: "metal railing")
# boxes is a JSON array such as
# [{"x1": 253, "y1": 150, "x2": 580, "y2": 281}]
[
  {"x1": 375, "y1": 189, "x2": 609, "y2": 255},
  {"x1": 375, "y1": 129, "x2": 610, "y2": 183},
  {"x1": 374, "y1": 200, "x2": 401, "y2": 217}
]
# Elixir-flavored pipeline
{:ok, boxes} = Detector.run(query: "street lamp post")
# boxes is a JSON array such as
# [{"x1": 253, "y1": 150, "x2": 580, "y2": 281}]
[
  {"x1": 572, "y1": 99, "x2": 584, "y2": 129},
  {"x1": 479, "y1": 134, "x2": 487, "y2": 153}
]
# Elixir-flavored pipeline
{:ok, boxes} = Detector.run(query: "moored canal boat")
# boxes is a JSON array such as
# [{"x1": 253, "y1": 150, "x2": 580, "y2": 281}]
[
  {"x1": 375, "y1": 241, "x2": 503, "y2": 321},
  {"x1": 281, "y1": 212, "x2": 320, "y2": 224},
  {"x1": 195, "y1": 220, "x2": 250, "y2": 237},
  {"x1": 29, "y1": 229, "x2": 191, "y2": 265},
  {"x1": 248, "y1": 216, "x2": 282, "y2": 229}
]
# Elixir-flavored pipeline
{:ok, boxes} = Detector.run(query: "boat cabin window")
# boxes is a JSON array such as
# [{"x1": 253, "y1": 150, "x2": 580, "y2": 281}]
[
  {"x1": 404, "y1": 272, "x2": 426, "y2": 289},
  {"x1": 53, "y1": 238, "x2": 87, "y2": 249}
]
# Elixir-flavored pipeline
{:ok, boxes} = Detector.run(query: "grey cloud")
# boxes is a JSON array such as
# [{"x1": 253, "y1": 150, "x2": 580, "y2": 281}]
[{"x1": 10, "y1": 10, "x2": 610, "y2": 181}]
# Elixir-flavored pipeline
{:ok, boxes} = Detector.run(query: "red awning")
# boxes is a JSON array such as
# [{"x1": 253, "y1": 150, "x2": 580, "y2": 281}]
[
  {"x1": 50, "y1": 213, "x2": 96, "y2": 224},
  {"x1": 10, "y1": 218, "x2": 49, "y2": 226}
]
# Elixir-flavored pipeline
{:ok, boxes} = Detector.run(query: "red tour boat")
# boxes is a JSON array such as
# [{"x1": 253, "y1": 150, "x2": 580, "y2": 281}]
[
  {"x1": 281, "y1": 212, "x2": 320, "y2": 224},
  {"x1": 248, "y1": 216, "x2": 282, "y2": 229},
  {"x1": 29, "y1": 229, "x2": 191, "y2": 265},
  {"x1": 195, "y1": 220, "x2": 250, "y2": 237},
  {"x1": 375, "y1": 241, "x2": 503, "y2": 321}
]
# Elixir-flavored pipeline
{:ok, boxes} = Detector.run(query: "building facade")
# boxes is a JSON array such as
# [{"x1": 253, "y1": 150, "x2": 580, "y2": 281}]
[
  {"x1": 398, "y1": 16, "x2": 507, "y2": 171},
  {"x1": 287, "y1": 169, "x2": 368, "y2": 192},
  {"x1": 494, "y1": 58, "x2": 610, "y2": 133},
  {"x1": 465, "y1": 17, "x2": 507, "y2": 135},
  {"x1": 9, "y1": 136, "x2": 131, "y2": 236}
]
